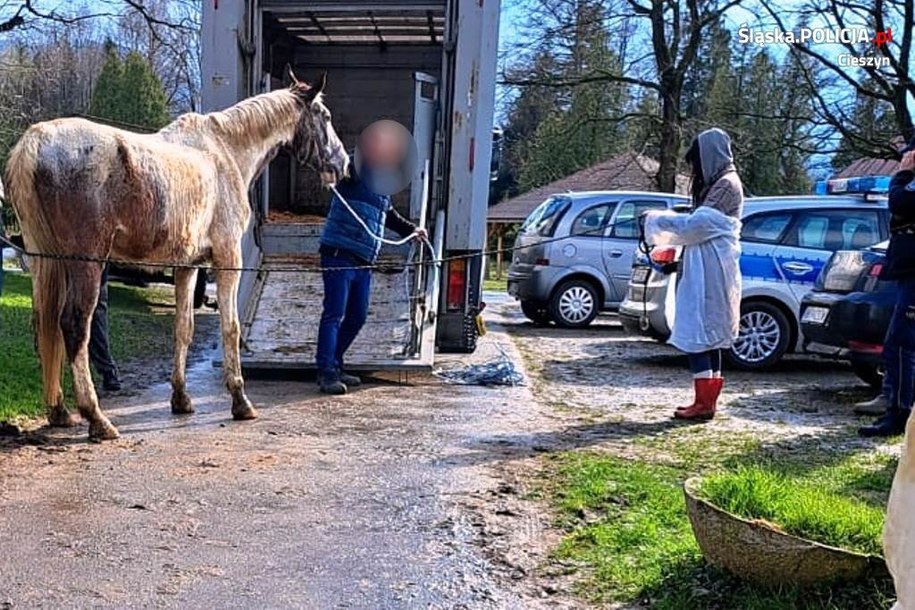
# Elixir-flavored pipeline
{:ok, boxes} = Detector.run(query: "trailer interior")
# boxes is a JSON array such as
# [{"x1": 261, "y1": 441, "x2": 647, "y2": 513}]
[{"x1": 239, "y1": 1, "x2": 449, "y2": 371}]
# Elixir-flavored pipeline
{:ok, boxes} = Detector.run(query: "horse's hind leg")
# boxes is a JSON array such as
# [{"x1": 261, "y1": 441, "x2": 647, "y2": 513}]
[
  {"x1": 31, "y1": 258, "x2": 76, "y2": 427},
  {"x1": 213, "y1": 247, "x2": 257, "y2": 421},
  {"x1": 61, "y1": 262, "x2": 118, "y2": 441},
  {"x1": 170, "y1": 268, "x2": 197, "y2": 414}
]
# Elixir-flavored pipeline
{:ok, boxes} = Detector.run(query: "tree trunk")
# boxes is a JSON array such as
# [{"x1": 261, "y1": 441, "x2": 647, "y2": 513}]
[{"x1": 656, "y1": 87, "x2": 681, "y2": 193}]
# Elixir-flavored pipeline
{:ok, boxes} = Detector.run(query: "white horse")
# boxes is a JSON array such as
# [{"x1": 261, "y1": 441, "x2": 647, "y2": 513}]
[{"x1": 5, "y1": 69, "x2": 348, "y2": 440}]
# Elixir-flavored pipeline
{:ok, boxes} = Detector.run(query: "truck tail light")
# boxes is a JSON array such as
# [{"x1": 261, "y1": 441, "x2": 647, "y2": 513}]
[
  {"x1": 447, "y1": 259, "x2": 467, "y2": 311},
  {"x1": 868, "y1": 263, "x2": 884, "y2": 277},
  {"x1": 650, "y1": 247, "x2": 677, "y2": 265},
  {"x1": 535, "y1": 258, "x2": 550, "y2": 266},
  {"x1": 848, "y1": 340, "x2": 883, "y2": 354}
]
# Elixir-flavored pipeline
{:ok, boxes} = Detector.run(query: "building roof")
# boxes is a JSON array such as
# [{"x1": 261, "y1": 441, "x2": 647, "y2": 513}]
[
  {"x1": 488, "y1": 152, "x2": 690, "y2": 223},
  {"x1": 834, "y1": 157, "x2": 899, "y2": 179}
]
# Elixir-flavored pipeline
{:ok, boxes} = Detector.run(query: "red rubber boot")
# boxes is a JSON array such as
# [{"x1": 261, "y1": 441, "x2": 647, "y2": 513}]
[{"x1": 674, "y1": 378, "x2": 718, "y2": 421}]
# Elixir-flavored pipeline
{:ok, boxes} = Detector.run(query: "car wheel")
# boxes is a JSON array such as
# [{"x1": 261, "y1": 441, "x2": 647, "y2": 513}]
[
  {"x1": 520, "y1": 300, "x2": 551, "y2": 326},
  {"x1": 726, "y1": 301, "x2": 792, "y2": 370},
  {"x1": 851, "y1": 361, "x2": 883, "y2": 389},
  {"x1": 549, "y1": 280, "x2": 599, "y2": 328}
]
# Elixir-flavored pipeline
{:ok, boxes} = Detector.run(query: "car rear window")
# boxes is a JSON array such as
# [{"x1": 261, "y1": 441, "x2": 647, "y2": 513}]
[{"x1": 521, "y1": 196, "x2": 571, "y2": 237}]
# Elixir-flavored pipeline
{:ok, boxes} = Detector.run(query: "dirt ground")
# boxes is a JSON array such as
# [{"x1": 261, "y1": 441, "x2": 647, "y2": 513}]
[{"x1": 0, "y1": 294, "x2": 895, "y2": 609}]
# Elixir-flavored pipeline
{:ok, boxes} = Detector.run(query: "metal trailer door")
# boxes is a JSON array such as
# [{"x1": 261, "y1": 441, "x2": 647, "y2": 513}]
[
  {"x1": 436, "y1": 0, "x2": 501, "y2": 352},
  {"x1": 409, "y1": 72, "x2": 440, "y2": 365}
]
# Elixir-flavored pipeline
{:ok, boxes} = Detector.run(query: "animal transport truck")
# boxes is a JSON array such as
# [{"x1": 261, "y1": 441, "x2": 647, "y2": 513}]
[{"x1": 202, "y1": 0, "x2": 501, "y2": 370}]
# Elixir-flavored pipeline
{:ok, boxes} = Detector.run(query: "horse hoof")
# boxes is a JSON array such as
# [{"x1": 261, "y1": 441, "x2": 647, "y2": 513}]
[
  {"x1": 232, "y1": 400, "x2": 258, "y2": 421},
  {"x1": 88, "y1": 420, "x2": 120, "y2": 442},
  {"x1": 170, "y1": 393, "x2": 195, "y2": 415},
  {"x1": 47, "y1": 408, "x2": 79, "y2": 428}
]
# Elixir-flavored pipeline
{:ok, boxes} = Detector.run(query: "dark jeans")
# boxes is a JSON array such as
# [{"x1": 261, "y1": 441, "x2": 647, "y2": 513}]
[
  {"x1": 89, "y1": 266, "x2": 118, "y2": 379},
  {"x1": 688, "y1": 349, "x2": 722, "y2": 375},
  {"x1": 315, "y1": 253, "x2": 372, "y2": 376},
  {"x1": 882, "y1": 278, "x2": 915, "y2": 410}
]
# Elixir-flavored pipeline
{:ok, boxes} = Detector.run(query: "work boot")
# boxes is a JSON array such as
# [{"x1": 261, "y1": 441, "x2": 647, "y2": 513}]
[
  {"x1": 858, "y1": 408, "x2": 910, "y2": 438},
  {"x1": 338, "y1": 370, "x2": 362, "y2": 388},
  {"x1": 674, "y1": 378, "x2": 718, "y2": 421},
  {"x1": 854, "y1": 394, "x2": 891, "y2": 416},
  {"x1": 102, "y1": 373, "x2": 122, "y2": 392},
  {"x1": 318, "y1": 372, "x2": 347, "y2": 395}
]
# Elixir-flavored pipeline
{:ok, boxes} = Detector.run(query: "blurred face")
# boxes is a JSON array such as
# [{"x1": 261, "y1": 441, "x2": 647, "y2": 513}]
[{"x1": 359, "y1": 121, "x2": 407, "y2": 169}]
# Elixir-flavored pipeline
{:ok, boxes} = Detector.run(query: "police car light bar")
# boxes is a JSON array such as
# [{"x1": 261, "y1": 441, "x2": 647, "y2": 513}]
[{"x1": 814, "y1": 175, "x2": 891, "y2": 196}]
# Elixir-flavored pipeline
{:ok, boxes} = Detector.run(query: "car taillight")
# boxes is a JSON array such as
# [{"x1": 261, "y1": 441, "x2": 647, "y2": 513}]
[
  {"x1": 863, "y1": 262, "x2": 884, "y2": 292},
  {"x1": 650, "y1": 247, "x2": 676, "y2": 265},
  {"x1": 535, "y1": 258, "x2": 550, "y2": 266},
  {"x1": 446, "y1": 259, "x2": 466, "y2": 311},
  {"x1": 848, "y1": 340, "x2": 883, "y2": 354}
]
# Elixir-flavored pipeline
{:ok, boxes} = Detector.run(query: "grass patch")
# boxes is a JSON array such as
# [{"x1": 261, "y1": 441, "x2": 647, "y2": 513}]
[
  {"x1": 0, "y1": 273, "x2": 176, "y2": 421},
  {"x1": 698, "y1": 466, "x2": 885, "y2": 555},
  {"x1": 483, "y1": 277, "x2": 507, "y2": 292},
  {"x1": 543, "y1": 452, "x2": 894, "y2": 609}
]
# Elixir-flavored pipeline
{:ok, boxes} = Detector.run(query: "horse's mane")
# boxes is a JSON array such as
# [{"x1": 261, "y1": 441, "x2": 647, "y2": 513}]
[{"x1": 204, "y1": 88, "x2": 308, "y2": 143}]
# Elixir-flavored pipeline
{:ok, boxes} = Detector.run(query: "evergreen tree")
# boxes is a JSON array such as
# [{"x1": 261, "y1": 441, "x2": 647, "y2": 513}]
[
  {"x1": 831, "y1": 81, "x2": 897, "y2": 173},
  {"x1": 516, "y1": 1, "x2": 630, "y2": 190},
  {"x1": 120, "y1": 51, "x2": 170, "y2": 129},
  {"x1": 89, "y1": 40, "x2": 124, "y2": 122},
  {"x1": 89, "y1": 46, "x2": 169, "y2": 130}
]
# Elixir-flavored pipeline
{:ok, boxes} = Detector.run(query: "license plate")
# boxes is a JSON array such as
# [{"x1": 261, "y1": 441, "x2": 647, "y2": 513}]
[
  {"x1": 631, "y1": 267, "x2": 650, "y2": 283},
  {"x1": 801, "y1": 306, "x2": 829, "y2": 324},
  {"x1": 507, "y1": 282, "x2": 520, "y2": 297}
]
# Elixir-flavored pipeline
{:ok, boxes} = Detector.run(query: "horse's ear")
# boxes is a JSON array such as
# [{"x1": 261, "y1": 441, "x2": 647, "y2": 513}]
[
  {"x1": 313, "y1": 71, "x2": 327, "y2": 95},
  {"x1": 285, "y1": 64, "x2": 300, "y2": 88}
]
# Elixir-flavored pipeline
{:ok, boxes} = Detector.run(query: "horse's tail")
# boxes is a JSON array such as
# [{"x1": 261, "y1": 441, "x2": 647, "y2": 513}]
[
  {"x1": 4, "y1": 126, "x2": 68, "y2": 408},
  {"x1": 4, "y1": 124, "x2": 57, "y2": 254}
]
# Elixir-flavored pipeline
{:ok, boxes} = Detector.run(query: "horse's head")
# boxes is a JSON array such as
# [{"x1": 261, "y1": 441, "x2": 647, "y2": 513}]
[{"x1": 287, "y1": 68, "x2": 349, "y2": 185}]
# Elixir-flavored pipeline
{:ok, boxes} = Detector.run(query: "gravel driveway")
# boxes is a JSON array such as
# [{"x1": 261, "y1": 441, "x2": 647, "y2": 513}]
[{"x1": 0, "y1": 294, "x2": 897, "y2": 609}]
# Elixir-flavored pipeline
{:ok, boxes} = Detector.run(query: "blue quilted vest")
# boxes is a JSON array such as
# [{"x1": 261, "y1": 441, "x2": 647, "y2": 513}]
[{"x1": 320, "y1": 172, "x2": 391, "y2": 264}]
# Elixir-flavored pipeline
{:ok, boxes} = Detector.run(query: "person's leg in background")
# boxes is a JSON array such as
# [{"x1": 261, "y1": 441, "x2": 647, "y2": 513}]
[
  {"x1": 316, "y1": 255, "x2": 352, "y2": 394},
  {"x1": 334, "y1": 266, "x2": 372, "y2": 388},
  {"x1": 860, "y1": 279, "x2": 915, "y2": 437},
  {"x1": 857, "y1": 312, "x2": 903, "y2": 416},
  {"x1": 675, "y1": 350, "x2": 719, "y2": 421},
  {"x1": 89, "y1": 265, "x2": 121, "y2": 392}
]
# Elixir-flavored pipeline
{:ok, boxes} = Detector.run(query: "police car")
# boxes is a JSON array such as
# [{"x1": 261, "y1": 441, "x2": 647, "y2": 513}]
[{"x1": 618, "y1": 176, "x2": 891, "y2": 370}]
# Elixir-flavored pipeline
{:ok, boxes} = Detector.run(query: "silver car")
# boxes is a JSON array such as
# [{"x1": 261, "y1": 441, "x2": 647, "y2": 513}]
[
  {"x1": 619, "y1": 191, "x2": 890, "y2": 369},
  {"x1": 507, "y1": 191, "x2": 689, "y2": 327}
]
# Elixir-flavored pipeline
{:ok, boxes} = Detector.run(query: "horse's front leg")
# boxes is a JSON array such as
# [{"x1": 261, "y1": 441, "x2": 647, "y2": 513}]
[
  {"x1": 170, "y1": 268, "x2": 198, "y2": 415},
  {"x1": 213, "y1": 248, "x2": 257, "y2": 420}
]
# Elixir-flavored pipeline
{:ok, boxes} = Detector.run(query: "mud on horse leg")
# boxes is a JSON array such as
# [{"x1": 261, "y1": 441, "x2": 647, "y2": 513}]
[
  {"x1": 61, "y1": 262, "x2": 119, "y2": 441},
  {"x1": 170, "y1": 268, "x2": 198, "y2": 414},
  {"x1": 214, "y1": 259, "x2": 257, "y2": 421}
]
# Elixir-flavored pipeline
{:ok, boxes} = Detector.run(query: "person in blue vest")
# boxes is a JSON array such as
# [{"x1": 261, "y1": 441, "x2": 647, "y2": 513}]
[
  {"x1": 858, "y1": 143, "x2": 915, "y2": 437},
  {"x1": 316, "y1": 121, "x2": 425, "y2": 394}
]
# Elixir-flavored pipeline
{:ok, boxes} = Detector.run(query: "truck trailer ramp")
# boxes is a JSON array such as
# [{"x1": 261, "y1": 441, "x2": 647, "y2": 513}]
[{"x1": 238, "y1": 224, "x2": 436, "y2": 372}]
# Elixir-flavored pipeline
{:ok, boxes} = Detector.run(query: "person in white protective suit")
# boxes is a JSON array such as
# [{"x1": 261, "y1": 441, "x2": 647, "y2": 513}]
[
  {"x1": 642, "y1": 128, "x2": 744, "y2": 420},
  {"x1": 887, "y1": 421, "x2": 915, "y2": 610}
]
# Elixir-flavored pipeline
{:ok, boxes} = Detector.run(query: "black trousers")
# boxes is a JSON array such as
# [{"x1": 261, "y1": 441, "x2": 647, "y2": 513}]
[{"x1": 89, "y1": 266, "x2": 118, "y2": 378}]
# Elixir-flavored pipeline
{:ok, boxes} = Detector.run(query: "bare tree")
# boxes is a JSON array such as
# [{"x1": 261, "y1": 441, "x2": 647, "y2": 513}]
[
  {"x1": 759, "y1": 0, "x2": 914, "y2": 159},
  {"x1": 503, "y1": 0, "x2": 744, "y2": 192}
]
